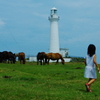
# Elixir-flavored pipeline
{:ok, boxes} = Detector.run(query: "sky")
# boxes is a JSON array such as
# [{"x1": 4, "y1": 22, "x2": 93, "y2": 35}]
[{"x1": 0, "y1": 0, "x2": 100, "y2": 63}]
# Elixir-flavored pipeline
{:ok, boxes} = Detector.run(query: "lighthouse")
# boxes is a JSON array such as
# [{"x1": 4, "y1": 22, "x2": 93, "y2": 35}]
[{"x1": 48, "y1": 7, "x2": 60, "y2": 53}]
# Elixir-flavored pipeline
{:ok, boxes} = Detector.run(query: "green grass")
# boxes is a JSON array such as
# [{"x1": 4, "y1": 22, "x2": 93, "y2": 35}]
[{"x1": 0, "y1": 62, "x2": 100, "y2": 100}]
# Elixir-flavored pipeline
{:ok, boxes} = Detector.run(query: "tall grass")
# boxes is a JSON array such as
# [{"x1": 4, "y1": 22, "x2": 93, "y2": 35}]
[{"x1": 0, "y1": 62, "x2": 100, "y2": 100}]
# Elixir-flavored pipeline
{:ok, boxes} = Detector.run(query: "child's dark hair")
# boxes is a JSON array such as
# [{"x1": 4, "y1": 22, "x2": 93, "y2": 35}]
[{"x1": 87, "y1": 44, "x2": 96, "y2": 57}]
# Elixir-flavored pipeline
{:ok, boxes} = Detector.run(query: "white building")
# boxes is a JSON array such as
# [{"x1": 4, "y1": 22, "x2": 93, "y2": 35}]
[{"x1": 60, "y1": 48, "x2": 69, "y2": 57}]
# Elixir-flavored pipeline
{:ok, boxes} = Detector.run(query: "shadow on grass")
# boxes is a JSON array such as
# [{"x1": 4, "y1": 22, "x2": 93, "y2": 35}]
[{"x1": 79, "y1": 89, "x2": 87, "y2": 93}]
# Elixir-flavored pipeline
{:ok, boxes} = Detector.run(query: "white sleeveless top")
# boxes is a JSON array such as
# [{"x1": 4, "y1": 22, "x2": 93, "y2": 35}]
[
  {"x1": 86, "y1": 55, "x2": 95, "y2": 67},
  {"x1": 84, "y1": 54, "x2": 97, "y2": 79}
]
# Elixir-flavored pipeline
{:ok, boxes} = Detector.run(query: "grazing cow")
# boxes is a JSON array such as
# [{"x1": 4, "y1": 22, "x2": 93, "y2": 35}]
[
  {"x1": 37, "y1": 52, "x2": 47, "y2": 65},
  {"x1": 18, "y1": 52, "x2": 25, "y2": 64}
]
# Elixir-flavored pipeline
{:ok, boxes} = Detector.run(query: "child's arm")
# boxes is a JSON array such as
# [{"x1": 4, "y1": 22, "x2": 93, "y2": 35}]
[{"x1": 93, "y1": 55, "x2": 100, "y2": 71}]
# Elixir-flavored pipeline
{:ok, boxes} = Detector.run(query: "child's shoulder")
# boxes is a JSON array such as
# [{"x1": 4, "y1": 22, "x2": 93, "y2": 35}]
[{"x1": 93, "y1": 54, "x2": 96, "y2": 57}]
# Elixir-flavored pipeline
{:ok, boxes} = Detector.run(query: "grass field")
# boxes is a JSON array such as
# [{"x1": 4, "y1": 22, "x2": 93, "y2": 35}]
[{"x1": 0, "y1": 62, "x2": 100, "y2": 100}]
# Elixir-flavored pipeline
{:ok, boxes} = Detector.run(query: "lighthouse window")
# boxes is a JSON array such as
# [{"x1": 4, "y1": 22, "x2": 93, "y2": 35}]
[
  {"x1": 51, "y1": 15, "x2": 53, "y2": 18},
  {"x1": 54, "y1": 10, "x2": 57, "y2": 14}
]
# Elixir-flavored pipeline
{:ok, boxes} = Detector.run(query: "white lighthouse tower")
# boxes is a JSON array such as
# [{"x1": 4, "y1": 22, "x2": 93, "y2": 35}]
[{"x1": 48, "y1": 7, "x2": 60, "y2": 53}]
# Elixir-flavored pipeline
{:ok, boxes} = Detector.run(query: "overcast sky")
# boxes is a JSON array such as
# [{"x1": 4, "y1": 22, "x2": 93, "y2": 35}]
[{"x1": 0, "y1": 0, "x2": 100, "y2": 63}]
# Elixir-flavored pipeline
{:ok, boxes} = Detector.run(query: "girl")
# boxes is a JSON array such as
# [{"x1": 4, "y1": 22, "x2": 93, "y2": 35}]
[{"x1": 84, "y1": 44, "x2": 100, "y2": 92}]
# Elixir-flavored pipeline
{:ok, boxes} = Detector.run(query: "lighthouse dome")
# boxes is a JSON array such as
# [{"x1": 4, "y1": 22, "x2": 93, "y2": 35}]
[{"x1": 51, "y1": 7, "x2": 57, "y2": 10}]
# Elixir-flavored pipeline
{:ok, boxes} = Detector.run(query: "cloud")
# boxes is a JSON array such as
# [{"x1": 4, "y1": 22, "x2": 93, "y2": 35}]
[
  {"x1": 0, "y1": 19, "x2": 5, "y2": 27},
  {"x1": 56, "y1": 0, "x2": 100, "y2": 8},
  {"x1": 33, "y1": 12, "x2": 48, "y2": 19},
  {"x1": 60, "y1": 30, "x2": 100, "y2": 47}
]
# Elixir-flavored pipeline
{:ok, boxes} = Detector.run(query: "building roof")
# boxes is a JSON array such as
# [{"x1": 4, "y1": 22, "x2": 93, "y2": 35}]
[{"x1": 60, "y1": 48, "x2": 69, "y2": 50}]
